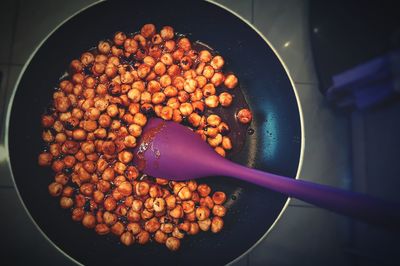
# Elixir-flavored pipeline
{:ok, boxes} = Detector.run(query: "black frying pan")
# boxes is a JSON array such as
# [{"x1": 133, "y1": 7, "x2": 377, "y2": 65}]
[{"x1": 7, "y1": 0, "x2": 302, "y2": 265}]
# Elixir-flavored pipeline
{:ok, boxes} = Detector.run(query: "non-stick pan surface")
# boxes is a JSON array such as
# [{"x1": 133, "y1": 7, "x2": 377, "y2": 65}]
[{"x1": 7, "y1": 1, "x2": 302, "y2": 265}]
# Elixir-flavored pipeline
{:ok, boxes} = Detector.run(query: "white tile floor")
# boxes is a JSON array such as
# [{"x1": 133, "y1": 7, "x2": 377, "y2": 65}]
[
  {"x1": 0, "y1": 0, "x2": 360, "y2": 265},
  {"x1": 0, "y1": 0, "x2": 17, "y2": 64},
  {"x1": 253, "y1": 0, "x2": 318, "y2": 84}
]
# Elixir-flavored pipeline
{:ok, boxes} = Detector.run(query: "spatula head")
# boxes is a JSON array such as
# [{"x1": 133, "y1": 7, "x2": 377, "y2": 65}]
[{"x1": 132, "y1": 118, "x2": 224, "y2": 180}]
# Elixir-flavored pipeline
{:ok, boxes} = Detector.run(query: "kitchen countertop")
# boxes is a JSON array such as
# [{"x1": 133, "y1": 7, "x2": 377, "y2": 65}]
[{"x1": 2, "y1": 1, "x2": 393, "y2": 265}]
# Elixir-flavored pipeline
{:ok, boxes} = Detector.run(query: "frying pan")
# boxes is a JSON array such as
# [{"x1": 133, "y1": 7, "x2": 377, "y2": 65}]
[{"x1": 6, "y1": 0, "x2": 303, "y2": 265}]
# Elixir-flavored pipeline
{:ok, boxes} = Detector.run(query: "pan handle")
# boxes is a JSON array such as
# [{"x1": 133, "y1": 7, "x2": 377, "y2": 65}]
[{"x1": 217, "y1": 160, "x2": 400, "y2": 229}]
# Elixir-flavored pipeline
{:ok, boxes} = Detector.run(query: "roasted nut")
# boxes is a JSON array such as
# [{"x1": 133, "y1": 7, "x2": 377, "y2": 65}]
[
  {"x1": 178, "y1": 37, "x2": 191, "y2": 51},
  {"x1": 80, "y1": 183, "x2": 94, "y2": 196},
  {"x1": 131, "y1": 199, "x2": 143, "y2": 212},
  {"x1": 203, "y1": 65, "x2": 215, "y2": 79},
  {"x1": 48, "y1": 182, "x2": 63, "y2": 197},
  {"x1": 144, "y1": 218, "x2": 161, "y2": 233},
  {"x1": 211, "y1": 216, "x2": 224, "y2": 233},
  {"x1": 182, "y1": 200, "x2": 195, "y2": 213},
  {"x1": 133, "y1": 113, "x2": 147, "y2": 126},
  {"x1": 118, "y1": 150, "x2": 133, "y2": 164},
  {"x1": 172, "y1": 227, "x2": 184, "y2": 239},
  {"x1": 104, "y1": 197, "x2": 117, "y2": 211},
  {"x1": 188, "y1": 113, "x2": 201, "y2": 127},
  {"x1": 124, "y1": 135, "x2": 137, "y2": 148},
  {"x1": 187, "y1": 222, "x2": 200, "y2": 235},
  {"x1": 161, "y1": 53, "x2": 173, "y2": 66},
  {"x1": 103, "y1": 211, "x2": 117, "y2": 226},
  {"x1": 195, "y1": 206, "x2": 210, "y2": 221},
  {"x1": 117, "y1": 181, "x2": 133, "y2": 196},
  {"x1": 210, "y1": 55, "x2": 224, "y2": 70},
  {"x1": 141, "y1": 24, "x2": 156, "y2": 38},
  {"x1": 224, "y1": 74, "x2": 238, "y2": 89},
  {"x1": 160, "y1": 26, "x2": 174, "y2": 40},
  {"x1": 93, "y1": 190, "x2": 105, "y2": 204},
  {"x1": 41, "y1": 115, "x2": 55, "y2": 128},
  {"x1": 102, "y1": 167, "x2": 115, "y2": 181},
  {"x1": 126, "y1": 166, "x2": 139, "y2": 180},
  {"x1": 152, "y1": 92, "x2": 166, "y2": 104},
  {"x1": 207, "y1": 134, "x2": 222, "y2": 147},
  {"x1": 135, "y1": 181, "x2": 150, "y2": 196},
  {"x1": 128, "y1": 124, "x2": 142, "y2": 137},
  {"x1": 62, "y1": 186, "x2": 74, "y2": 197},
  {"x1": 124, "y1": 38, "x2": 138, "y2": 55},
  {"x1": 183, "y1": 78, "x2": 197, "y2": 93},
  {"x1": 153, "y1": 198, "x2": 166, "y2": 212},
  {"x1": 127, "y1": 209, "x2": 141, "y2": 222},
  {"x1": 72, "y1": 208, "x2": 84, "y2": 221},
  {"x1": 114, "y1": 32, "x2": 126, "y2": 46},
  {"x1": 237, "y1": 108, "x2": 253, "y2": 124},
  {"x1": 177, "y1": 186, "x2": 192, "y2": 200},
  {"x1": 165, "y1": 237, "x2": 180, "y2": 251},
  {"x1": 111, "y1": 221, "x2": 125, "y2": 236},
  {"x1": 152, "y1": 34, "x2": 163, "y2": 45},
  {"x1": 160, "y1": 106, "x2": 173, "y2": 120},
  {"x1": 60, "y1": 197, "x2": 73, "y2": 209},
  {"x1": 120, "y1": 231, "x2": 135, "y2": 246},
  {"x1": 219, "y1": 92, "x2": 233, "y2": 107},
  {"x1": 169, "y1": 205, "x2": 183, "y2": 219},
  {"x1": 165, "y1": 195, "x2": 176, "y2": 210},
  {"x1": 214, "y1": 146, "x2": 225, "y2": 157},
  {"x1": 81, "y1": 52, "x2": 94, "y2": 66},
  {"x1": 154, "y1": 230, "x2": 168, "y2": 244},
  {"x1": 147, "y1": 80, "x2": 161, "y2": 93},
  {"x1": 144, "y1": 197, "x2": 155, "y2": 210},
  {"x1": 39, "y1": 153, "x2": 53, "y2": 167},
  {"x1": 179, "y1": 102, "x2": 193, "y2": 116},
  {"x1": 167, "y1": 64, "x2": 180, "y2": 77},
  {"x1": 97, "y1": 180, "x2": 111, "y2": 193},
  {"x1": 95, "y1": 224, "x2": 110, "y2": 235},
  {"x1": 198, "y1": 218, "x2": 211, "y2": 231},
  {"x1": 127, "y1": 222, "x2": 142, "y2": 235},
  {"x1": 213, "y1": 205, "x2": 227, "y2": 217},
  {"x1": 197, "y1": 184, "x2": 211, "y2": 197},
  {"x1": 82, "y1": 213, "x2": 96, "y2": 229},
  {"x1": 211, "y1": 72, "x2": 225, "y2": 87},
  {"x1": 199, "y1": 50, "x2": 212, "y2": 63},
  {"x1": 70, "y1": 59, "x2": 83, "y2": 73},
  {"x1": 160, "y1": 75, "x2": 172, "y2": 88},
  {"x1": 136, "y1": 230, "x2": 150, "y2": 245},
  {"x1": 205, "y1": 95, "x2": 219, "y2": 108},
  {"x1": 165, "y1": 40, "x2": 175, "y2": 52},
  {"x1": 222, "y1": 136, "x2": 233, "y2": 150},
  {"x1": 185, "y1": 211, "x2": 196, "y2": 222}
]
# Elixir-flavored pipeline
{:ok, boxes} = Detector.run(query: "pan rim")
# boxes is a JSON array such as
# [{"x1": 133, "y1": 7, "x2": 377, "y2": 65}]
[
  {"x1": 207, "y1": 2, "x2": 305, "y2": 265},
  {"x1": 4, "y1": 0, "x2": 305, "y2": 265}
]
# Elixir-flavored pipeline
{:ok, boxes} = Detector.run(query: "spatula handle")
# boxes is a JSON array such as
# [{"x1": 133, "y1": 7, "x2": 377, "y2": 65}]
[{"x1": 216, "y1": 160, "x2": 400, "y2": 228}]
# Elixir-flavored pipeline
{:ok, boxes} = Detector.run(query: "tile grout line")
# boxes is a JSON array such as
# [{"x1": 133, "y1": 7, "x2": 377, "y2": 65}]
[
  {"x1": 9, "y1": 0, "x2": 21, "y2": 65},
  {"x1": 288, "y1": 204, "x2": 315, "y2": 208},
  {"x1": 250, "y1": 0, "x2": 255, "y2": 24},
  {"x1": 0, "y1": 63, "x2": 24, "y2": 67},
  {"x1": 0, "y1": 0, "x2": 21, "y2": 136},
  {"x1": 294, "y1": 81, "x2": 319, "y2": 86},
  {"x1": 246, "y1": 3, "x2": 254, "y2": 264},
  {"x1": 0, "y1": 185, "x2": 15, "y2": 189},
  {"x1": 247, "y1": 3, "x2": 254, "y2": 264}
]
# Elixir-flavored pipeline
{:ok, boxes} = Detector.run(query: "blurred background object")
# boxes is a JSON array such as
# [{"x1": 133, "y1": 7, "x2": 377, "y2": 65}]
[{"x1": 0, "y1": 0, "x2": 398, "y2": 265}]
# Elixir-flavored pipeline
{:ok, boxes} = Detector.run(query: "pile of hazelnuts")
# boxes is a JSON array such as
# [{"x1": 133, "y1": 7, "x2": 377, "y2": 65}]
[{"x1": 38, "y1": 24, "x2": 252, "y2": 251}]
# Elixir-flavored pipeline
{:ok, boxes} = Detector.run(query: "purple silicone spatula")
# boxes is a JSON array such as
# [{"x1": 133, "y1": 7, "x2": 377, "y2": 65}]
[{"x1": 133, "y1": 118, "x2": 400, "y2": 228}]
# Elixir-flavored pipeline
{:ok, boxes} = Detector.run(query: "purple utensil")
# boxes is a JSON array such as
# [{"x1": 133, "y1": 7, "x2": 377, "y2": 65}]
[{"x1": 133, "y1": 118, "x2": 400, "y2": 228}]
